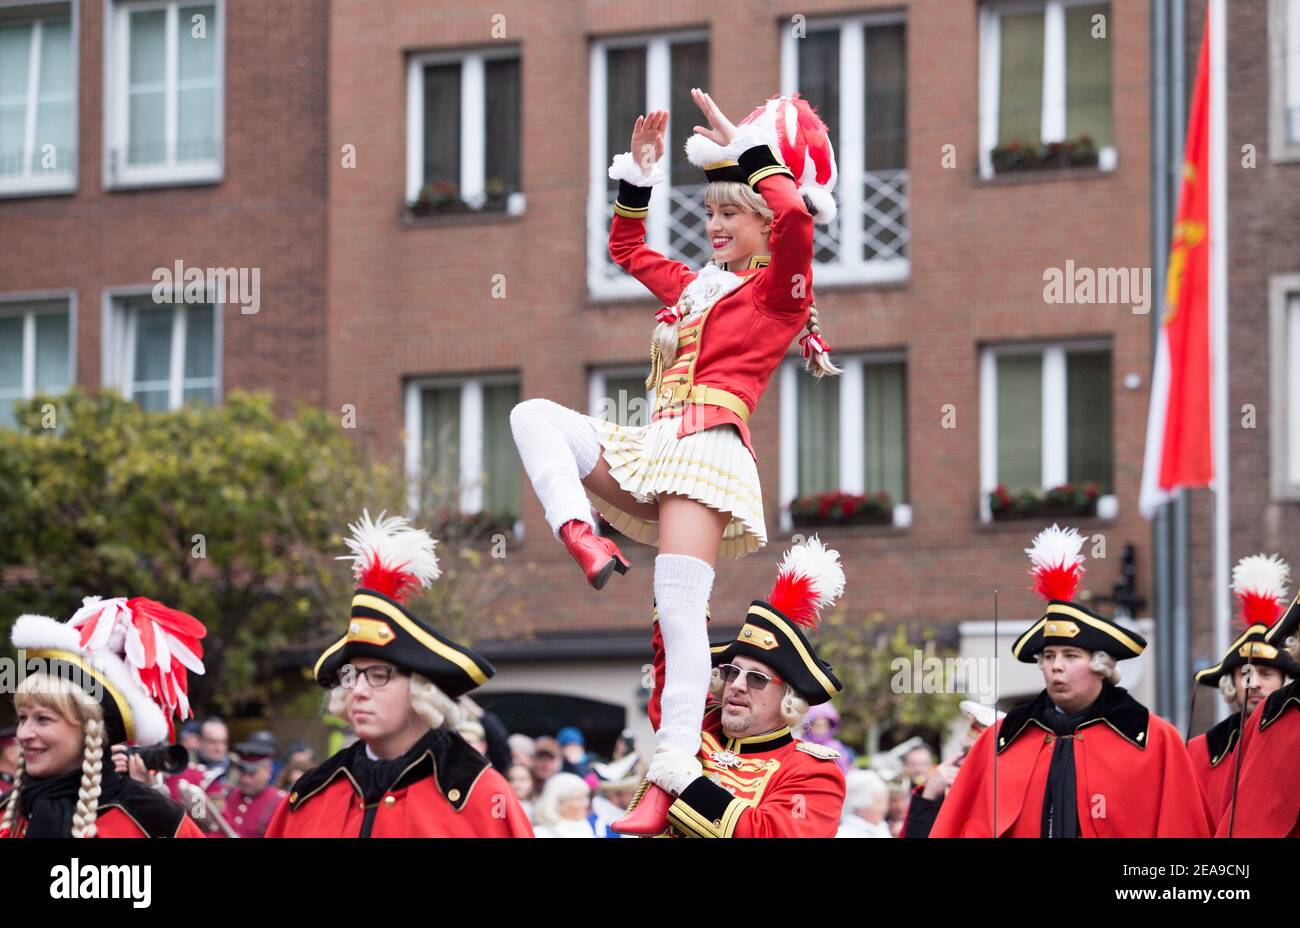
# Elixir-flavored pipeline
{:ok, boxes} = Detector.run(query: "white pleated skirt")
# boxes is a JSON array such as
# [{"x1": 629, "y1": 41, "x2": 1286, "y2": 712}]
[{"x1": 583, "y1": 413, "x2": 766, "y2": 560}]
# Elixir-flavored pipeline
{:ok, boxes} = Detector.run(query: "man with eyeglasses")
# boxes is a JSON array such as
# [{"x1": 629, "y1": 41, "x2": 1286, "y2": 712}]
[
  {"x1": 265, "y1": 512, "x2": 533, "y2": 838},
  {"x1": 615, "y1": 537, "x2": 849, "y2": 838}
]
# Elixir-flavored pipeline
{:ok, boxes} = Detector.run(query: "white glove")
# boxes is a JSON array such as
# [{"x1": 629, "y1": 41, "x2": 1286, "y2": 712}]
[{"x1": 648, "y1": 743, "x2": 704, "y2": 796}]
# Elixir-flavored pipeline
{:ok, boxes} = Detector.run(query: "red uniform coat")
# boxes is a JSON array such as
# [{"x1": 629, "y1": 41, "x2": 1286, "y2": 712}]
[
  {"x1": 265, "y1": 730, "x2": 533, "y2": 838},
  {"x1": 609, "y1": 143, "x2": 814, "y2": 462},
  {"x1": 931, "y1": 686, "x2": 1215, "y2": 838},
  {"x1": 165, "y1": 763, "x2": 230, "y2": 837},
  {"x1": 646, "y1": 620, "x2": 845, "y2": 838},
  {"x1": 1187, "y1": 713, "x2": 1241, "y2": 825},
  {"x1": 224, "y1": 784, "x2": 287, "y2": 839},
  {"x1": 1, "y1": 777, "x2": 205, "y2": 838},
  {"x1": 1214, "y1": 680, "x2": 1300, "y2": 837}
]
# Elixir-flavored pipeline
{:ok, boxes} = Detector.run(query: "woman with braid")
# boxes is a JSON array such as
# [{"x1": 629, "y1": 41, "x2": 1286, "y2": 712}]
[
  {"x1": 510, "y1": 89, "x2": 839, "y2": 833},
  {"x1": 1, "y1": 597, "x2": 207, "y2": 838}
]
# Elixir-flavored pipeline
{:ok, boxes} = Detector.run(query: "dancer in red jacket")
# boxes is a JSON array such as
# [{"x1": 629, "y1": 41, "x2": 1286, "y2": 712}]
[{"x1": 510, "y1": 89, "x2": 840, "y2": 834}]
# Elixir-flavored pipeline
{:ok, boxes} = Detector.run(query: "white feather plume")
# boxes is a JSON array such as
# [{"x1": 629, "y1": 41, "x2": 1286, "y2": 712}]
[
  {"x1": 771, "y1": 534, "x2": 846, "y2": 621},
  {"x1": 1025, "y1": 524, "x2": 1086, "y2": 573},
  {"x1": 1232, "y1": 553, "x2": 1290, "y2": 600},
  {"x1": 339, "y1": 509, "x2": 441, "y2": 591}
]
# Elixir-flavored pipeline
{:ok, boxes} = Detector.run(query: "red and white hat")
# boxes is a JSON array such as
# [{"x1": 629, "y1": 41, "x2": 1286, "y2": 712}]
[
  {"x1": 684, "y1": 94, "x2": 839, "y2": 225},
  {"x1": 11, "y1": 596, "x2": 206, "y2": 746}
]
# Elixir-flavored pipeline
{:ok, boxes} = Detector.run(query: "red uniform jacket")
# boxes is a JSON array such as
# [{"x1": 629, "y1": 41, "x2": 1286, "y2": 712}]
[
  {"x1": 224, "y1": 784, "x2": 287, "y2": 839},
  {"x1": 265, "y1": 730, "x2": 533, "y2": 838},
  {"x1": 166, "y1": 763, "x2": 230, "y2": 837},
  {"x1": 1187, "y1": 714, "x2": 1241, "y2": 826},
  {"x1": 931, "y1": 686, "x2": 1214, "y2": 838},
  {"x1": 646, "y1": 620, "x2": 845, "y2": 838},
  {"x1": 1, "y1": 777, "x2": 205, "y2": 838},
  {"x1": 609, "y1": 143, "x2": 814, "y2": 462},
  {"x1": 1215, "y1": 681, "x2": 1300, "y2": 837}
]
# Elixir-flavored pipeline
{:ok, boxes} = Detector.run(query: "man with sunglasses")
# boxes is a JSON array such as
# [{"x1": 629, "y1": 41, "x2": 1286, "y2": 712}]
[
  {"x1": 265, "y1": 513, "x2": 533, "y2": 838},
  {"x1": 616, "y1": 537, "x2": 849, "y2": 838}
]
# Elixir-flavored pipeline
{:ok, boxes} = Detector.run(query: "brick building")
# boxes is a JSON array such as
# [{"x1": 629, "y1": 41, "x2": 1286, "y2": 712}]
[{"x1": 0, "y1": 0, "x2": 329, "y2": 423}]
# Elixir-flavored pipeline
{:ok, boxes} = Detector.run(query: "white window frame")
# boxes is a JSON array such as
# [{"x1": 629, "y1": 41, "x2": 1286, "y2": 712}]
[
  {"x1": 1270, "y1": 274, "x2": 1300, "y2": 499},
  {"x1": 0, "y1": 290, "x2": 76, "y2": 419},
  {"x1": 778, "y1": 353, "x2": 912, "y2": 532},
  {"x1": 978, "y1": 0, "x2": 1118, "y2": 180},
  {"x1": 978, "y1": 339, "x2": 1118, "y2": 522},
  {"x1": 403, "y1": 373, "x2": 522, "y2": 532},
  {"x1": 102, "y1": 0, "x2": 225, "y2": 189},
  {"x1": 779, "y1": 11, "x2": 910, "y2": 286},
  {"x1": 101, "y1": 285, "x2": 222, "y2": 409},
  {"x1": 1270, "y1": 0, "x2": 1300, "y2": 161},
  {"x1": 588, "y1": 365, "x2": 653, "y2": 426},
  {"x1": 0, "y1": 1, "x2": 78, "y2": 197},
  {"x1": 405, "y1": 45, "x2": 525, "y2": 213},
  {"x1": 587, "y1": 29, "x2": 708, "y2": 301}
]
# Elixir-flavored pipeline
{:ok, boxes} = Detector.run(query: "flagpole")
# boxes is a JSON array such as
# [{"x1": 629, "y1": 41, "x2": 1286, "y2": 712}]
[{"x1": 1209, "y1": 0, "x2": 1231, "y2": 717}]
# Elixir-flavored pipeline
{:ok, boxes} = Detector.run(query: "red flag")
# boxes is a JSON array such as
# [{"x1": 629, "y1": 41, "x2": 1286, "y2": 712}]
[{"x1": 1140, "y1": 21, "x2": 1213, "y2": 516}]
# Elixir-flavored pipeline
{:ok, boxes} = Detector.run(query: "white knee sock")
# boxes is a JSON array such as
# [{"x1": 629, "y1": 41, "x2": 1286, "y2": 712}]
[
  {"x1": 654, "y1": 553, "x2": 715, "y2": 756},
  {"x1": 510, "y1": 398, "x2": 604, "y2": 538}
]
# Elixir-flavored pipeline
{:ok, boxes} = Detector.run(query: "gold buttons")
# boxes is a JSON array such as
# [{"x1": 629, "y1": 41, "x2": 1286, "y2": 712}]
[
  {"x1": 377, "y1": 626, "x2": 390, "y2": 639},
  {"x1": 764, "y1": 637, "x2": 774, "y2": 646},
  {"x1": 743, "y1": 629, "x2": 753, "y2": 638},
  {"x1": 448, "y1": 788, "x2": 461, "y2": 802},
  {"x1": 383, "y1": 796, "x2": 396, "y2": 807},
  {"x1": 349, "y1": 622, "x2": 360, "y2": 635},
  {"x1": 289, "y1": 792, "x2": 298, "y2": 803},
  {"x1": 1137, "y1": 732, "x2": 1145, "y2": 741}
]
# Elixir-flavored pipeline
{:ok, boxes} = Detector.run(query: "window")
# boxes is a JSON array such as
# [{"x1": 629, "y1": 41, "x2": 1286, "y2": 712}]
[
  {"x1": 0, "y1": 3, "x2": 75, "y2": 196},
  {"x1": 979, "y1": 1, "x2": 1115, "y2": 179},
  {"x1": 589, "y1": 366, "x2": 652, "y2": 428},
  {"x1": 778, "y1": 355, "x2": 910, "y2": 530},
  {"x1": 1272, "y1": 0, "x2": 1300, "y2": 159},
  {"x1": 404, "y1": 375, "x2": 521, "y2": 528},
  {"x1": 105, "y1": 0, "x2": 223, "y2": 187},
  {"x1": 0, "y1": 297, "x2": 72, "y2": 427},
  {"x1": 406, "y1": 47, "x2": 522, "y2": 215},
  {"x1": 780, "y1": 13, "x2": 909, "y2": 285},
  {"x1": 105, "y1": 296, "x2": 218, "y2": 410},
  {"x1": 979, "y1": 341, "x2": 1116, "y2": 520},
  {"x1": 588, "y1": 32, "x2": 709, "y2": 299},
  {"x1": 1270, "y1": 275, "x2": 1300, "y2": 498}
]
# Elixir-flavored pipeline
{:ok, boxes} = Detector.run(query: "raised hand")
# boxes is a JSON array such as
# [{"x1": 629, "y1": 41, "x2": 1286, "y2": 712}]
[
  {"x1": 630, "y1": 110, "x2": 668, "y2": 177},
  {"x1": 690, "y1": 88, "x2": 737, "y2": 148}
]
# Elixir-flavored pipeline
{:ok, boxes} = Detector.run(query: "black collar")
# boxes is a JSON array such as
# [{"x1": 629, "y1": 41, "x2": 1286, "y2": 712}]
[
  {"x1": 997, "y1": 684, "x2": 1150, "y2": 754},
  {"x1": 1259, "y1": 677, "x2": 1300, "y2": 731},
  {"x1": 0, "y1": 775, "x2": 184, "y2": 838},
  {"x1": 1203, "y1": 713, "x2": 1241, "y2": 767},
  {"x1": 287, "y1": 728, "x2": 489, "y2": 814},
  {"x1": 720, "y1": 726, "x2": 794, "y2": 755}
]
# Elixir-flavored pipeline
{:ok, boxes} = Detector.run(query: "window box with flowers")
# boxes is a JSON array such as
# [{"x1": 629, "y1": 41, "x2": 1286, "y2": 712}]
[
  {"x1": 407, "y1": 177, "x2": 525, "y2": 219},
  {"x1": 790, "y1": 491, "x2": 894, "y2": 528},
  {"x1": 989, "y1": 482, "x2": 1101, "y2": 521},
  {"x1": 990, "y1": 135, "x2": 1099, "y2": 175}
]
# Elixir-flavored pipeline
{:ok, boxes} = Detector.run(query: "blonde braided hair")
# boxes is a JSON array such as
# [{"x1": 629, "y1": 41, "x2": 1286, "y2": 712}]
[
  {"x1": 0, "y1": 752, "x2": 24, "y2": 837},
  {"x1": 71, "y1": 716, "x2": 105, "y2": 839}
]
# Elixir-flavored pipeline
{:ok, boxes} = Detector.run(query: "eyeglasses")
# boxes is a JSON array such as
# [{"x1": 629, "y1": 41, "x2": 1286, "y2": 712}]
[
  {"x1": 716, "y1": 663, "x2": 784, "y2": 691},
  {"x1": 341, "y1": 663, "x2": 403, "y2": 688}
]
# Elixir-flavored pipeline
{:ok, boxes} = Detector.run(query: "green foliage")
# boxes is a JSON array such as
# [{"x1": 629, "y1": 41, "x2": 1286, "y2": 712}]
[
  {"x1": 815, "y1": 608, "x2": 963, "y2": 754},
  {"x1": 0, "y1": 389, "x2": 523, "y2": 717}
]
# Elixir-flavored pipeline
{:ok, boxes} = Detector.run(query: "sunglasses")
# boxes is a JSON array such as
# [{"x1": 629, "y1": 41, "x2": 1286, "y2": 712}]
[{"x1": 716, "y1": 663, "x2": 784, "y2": 691}]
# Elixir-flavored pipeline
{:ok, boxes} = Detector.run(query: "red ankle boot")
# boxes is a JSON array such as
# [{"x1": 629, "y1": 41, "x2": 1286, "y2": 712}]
[
  {"x1": 559, "y1": 519, "x2": 630, "y2": 590},
  {"x1": 611, "y1": 779, "x2": 673, "y2": 836}
]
